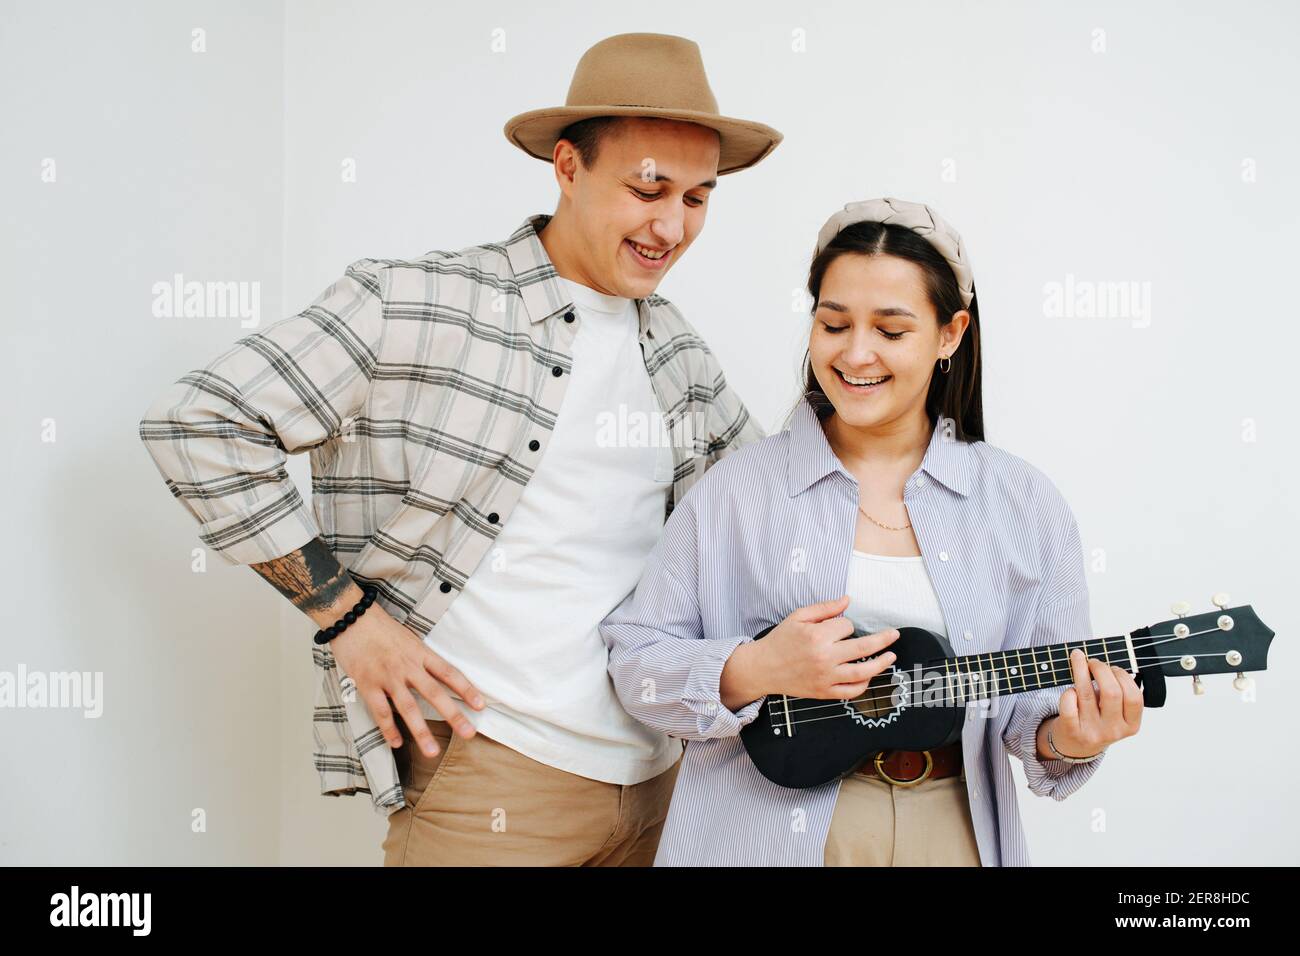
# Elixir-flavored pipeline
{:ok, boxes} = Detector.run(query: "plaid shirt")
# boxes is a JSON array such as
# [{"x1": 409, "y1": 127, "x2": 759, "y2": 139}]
[{"x1": 138, "y1": 213, "x2": 765, "y2": 816}]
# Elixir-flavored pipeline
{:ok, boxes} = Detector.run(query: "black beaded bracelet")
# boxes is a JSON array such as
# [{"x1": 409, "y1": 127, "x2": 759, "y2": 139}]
[{"x1": 313, "y1": 583, "x2": 379, "y2": 645}]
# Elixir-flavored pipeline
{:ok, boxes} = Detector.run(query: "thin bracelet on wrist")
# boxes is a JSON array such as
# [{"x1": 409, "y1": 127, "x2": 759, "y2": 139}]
[
  {"x1": 312, "y1": 580, "x2": 379, "y2": 646},
  {"x1": 1046, "y1": 721, "x2": 1105, "y2": 764}
]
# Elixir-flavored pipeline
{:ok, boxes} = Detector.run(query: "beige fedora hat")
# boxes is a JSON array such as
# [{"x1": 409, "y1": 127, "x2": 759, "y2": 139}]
[{"x1": 503, "y1": 32, "x2": 783, "y2": 175}]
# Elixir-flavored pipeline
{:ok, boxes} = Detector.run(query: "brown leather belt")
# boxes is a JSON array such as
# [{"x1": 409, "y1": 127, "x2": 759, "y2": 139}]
[{"x1": 854, "y1": 742, "x2": 963, "y2": 786}]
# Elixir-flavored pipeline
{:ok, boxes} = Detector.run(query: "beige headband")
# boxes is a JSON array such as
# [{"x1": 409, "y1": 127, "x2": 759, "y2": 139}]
[{"x1": 813, "y1": 198, "x2": 975, "y2": 309}]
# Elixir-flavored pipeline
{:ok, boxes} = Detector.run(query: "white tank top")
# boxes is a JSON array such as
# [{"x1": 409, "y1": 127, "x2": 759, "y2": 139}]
[{"x1": 844, "y1": 550, "x2": 948, "y2": 639}]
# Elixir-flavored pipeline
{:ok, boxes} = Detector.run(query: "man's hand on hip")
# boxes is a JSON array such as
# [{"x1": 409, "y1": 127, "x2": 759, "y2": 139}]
[
  {"x1": 251, "y1": 537, "x2": 486, "y2": 757},
  {"x1": 328, "y1": 603, "x2": 485, "y2": 757}
]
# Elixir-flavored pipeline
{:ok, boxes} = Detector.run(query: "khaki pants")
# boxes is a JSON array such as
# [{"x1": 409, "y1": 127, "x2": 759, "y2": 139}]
[
  {"x1": 382, "y1": 715, "x2": 679, "y2": 866},
  {"x1": 823, "y1": 767, "x2": 982, "y2": 866}
]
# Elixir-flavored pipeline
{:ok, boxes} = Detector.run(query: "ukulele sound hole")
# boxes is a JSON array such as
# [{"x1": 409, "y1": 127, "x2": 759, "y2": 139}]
[{"x1": 849, "y1": 669, "x2": 904, "y2": 720}]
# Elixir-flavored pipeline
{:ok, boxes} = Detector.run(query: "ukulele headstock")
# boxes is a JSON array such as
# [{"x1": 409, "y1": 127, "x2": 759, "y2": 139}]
[{"x1": 1139, "y1": 597, "x2": 1273, "y2": 695}]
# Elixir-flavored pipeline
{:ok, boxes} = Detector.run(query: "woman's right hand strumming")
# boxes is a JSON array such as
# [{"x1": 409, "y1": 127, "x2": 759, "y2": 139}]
[{"x1": 721, "y1": 595, "x2": 901, "y2": 709}]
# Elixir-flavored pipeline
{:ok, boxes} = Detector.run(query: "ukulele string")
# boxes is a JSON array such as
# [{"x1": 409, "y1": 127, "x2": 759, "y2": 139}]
[
  {"x1": 765, "y1": 651, "x2": 1238, "y2": 726},
  {"x1": 767, "y1": 649, "x2": 1230, "y2": 720},
  {"x1": 765, "y1": 624, "x2": 1227, "y2": 717},
  {"x1": 767, "y1": 654, "x2": 1210, "y2": 730},
  {"x1": 765, "y1": 645, "x2": 1241, "y2": 722}
]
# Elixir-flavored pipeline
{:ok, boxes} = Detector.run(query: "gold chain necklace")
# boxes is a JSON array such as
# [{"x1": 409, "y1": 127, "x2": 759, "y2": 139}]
[{"x1": 857, "y1": 501, "x2": 911, "y2": 531}]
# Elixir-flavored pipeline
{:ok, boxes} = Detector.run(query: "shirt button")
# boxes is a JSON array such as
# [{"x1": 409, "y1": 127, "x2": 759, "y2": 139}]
[
  {"x1": 916, "y1": 475, "x2": 927, "y2": 487},
  {"x1": 528, "y1": 439, "x2": 540, "y2": 451},
  {"x1": 563, "y1": 311, "x2": 574, "y2": 323},
  {"x1": 552, "y1": 366, "x2": 563, "y2": 377},
  {"x1": 939, "y1": 551, "x2": 949, "y2": 561},
  {"x1": 487, "y1": 512, "x2": 499, "y2": 524},
  {"x1": 972, "y1": 786, "x2": 980, "y2": 799},
  {"x1": 439, "y1": 582, "x2": 452, "y2": 593},
  {"x1": 964, "y1": 630, "x2": 974, "y2": 642}
]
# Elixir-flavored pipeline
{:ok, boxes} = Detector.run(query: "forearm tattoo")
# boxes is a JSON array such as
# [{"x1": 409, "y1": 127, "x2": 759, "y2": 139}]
[{"x1": 250, "y1": 537, "x2": 357, "y2": 613}]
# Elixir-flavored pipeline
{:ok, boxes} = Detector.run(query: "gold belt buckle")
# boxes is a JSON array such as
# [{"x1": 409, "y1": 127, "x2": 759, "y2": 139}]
[{"x1": 873, "y1": 749, "x2": 934, "y2": 787}]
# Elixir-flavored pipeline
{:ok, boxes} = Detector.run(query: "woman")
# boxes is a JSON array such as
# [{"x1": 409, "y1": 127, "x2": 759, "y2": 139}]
[{"x1": 599, "y1": 198, "x2": 1144, "y2": 866}]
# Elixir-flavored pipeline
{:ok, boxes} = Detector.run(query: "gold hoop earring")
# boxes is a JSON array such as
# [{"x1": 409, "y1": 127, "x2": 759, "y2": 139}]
[{"x1": 938, "y1": 355, "x2": 951, "y2": 374}]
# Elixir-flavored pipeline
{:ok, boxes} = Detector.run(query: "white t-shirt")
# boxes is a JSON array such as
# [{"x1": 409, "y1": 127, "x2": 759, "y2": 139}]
[{"x1": 417, "y1": 276, "x2": 680, "y2": 785}]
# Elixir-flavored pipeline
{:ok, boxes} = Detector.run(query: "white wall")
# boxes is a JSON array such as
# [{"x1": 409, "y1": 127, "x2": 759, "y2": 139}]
[
  {"x1": 3, "y1": 0, "x2": 1297, "y2": 865},
  {"x1": 1, "y1": 1, "x2": 286, "y2": 863}
]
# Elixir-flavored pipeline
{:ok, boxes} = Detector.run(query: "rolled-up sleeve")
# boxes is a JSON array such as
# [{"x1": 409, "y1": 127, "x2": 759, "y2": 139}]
[
  {"x1": 137, "y1": 259, "x2": 386, "y2": 566},
  {"x1": 663, "y1": 299, "x2": 766, "y2": 465},
  {"x1": 600, "y1": 493, "x2": 767, "y2": 739},
  {"x1": 699, "y1": 335, "x2": 766, "y2": 460},
  {"x1": 1003, "y1": 485, "x2": 1106, "y2": 800}
]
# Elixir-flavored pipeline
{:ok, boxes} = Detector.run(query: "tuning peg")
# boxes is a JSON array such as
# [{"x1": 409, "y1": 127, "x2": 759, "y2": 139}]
[
  {"x1": 1192, "y1": 675, "x2": 1206, "y2": 696},
  {"x1": 1212, "y1": 592, "x2": 1231, "y2": 610},
  {"x1": 1171, "y1": 601, "x2": 1191, "y2": 618},
  {"x1": 1233, "y1": 673, "x2": 1255, "y2": 693}
]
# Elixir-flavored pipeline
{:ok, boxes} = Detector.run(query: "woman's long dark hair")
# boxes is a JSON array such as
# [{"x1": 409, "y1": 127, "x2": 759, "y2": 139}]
[{"x1": 798, "y1": 220, "x2": 985, "y2": 442}]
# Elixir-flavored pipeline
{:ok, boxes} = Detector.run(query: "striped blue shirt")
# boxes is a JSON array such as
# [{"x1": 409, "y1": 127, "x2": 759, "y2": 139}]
[{"x1": 599, "y1": 394, "x2": 1104, "y2": 866}]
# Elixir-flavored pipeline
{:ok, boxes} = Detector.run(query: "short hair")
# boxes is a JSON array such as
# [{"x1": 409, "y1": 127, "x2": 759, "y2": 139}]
[{"x1": 556, "y1": 116, "x2": 629, "y2": 171}]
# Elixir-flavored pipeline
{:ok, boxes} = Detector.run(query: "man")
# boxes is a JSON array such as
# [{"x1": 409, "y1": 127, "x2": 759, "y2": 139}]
[{"x1": 138, "y1": 32, "x2": 781, "y2": 865}]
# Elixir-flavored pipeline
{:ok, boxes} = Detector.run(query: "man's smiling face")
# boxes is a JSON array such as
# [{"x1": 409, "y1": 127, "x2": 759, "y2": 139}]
[{"x1": 548, "y1": 117, "x2": 721, "y2": 298}]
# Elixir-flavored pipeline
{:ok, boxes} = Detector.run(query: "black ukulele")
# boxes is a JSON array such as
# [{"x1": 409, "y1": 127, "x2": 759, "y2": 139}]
[{"x1": 739, "y1": 598, "x2": 1274, "y2": 789}]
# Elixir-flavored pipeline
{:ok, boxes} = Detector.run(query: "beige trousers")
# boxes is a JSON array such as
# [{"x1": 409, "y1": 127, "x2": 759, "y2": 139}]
[
  {"x1": 381, "y1": 715, "x2": 679, "y2": 866},
  {"x1": 823, "y1": 767, "x2": 983, "y2": 866}
]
